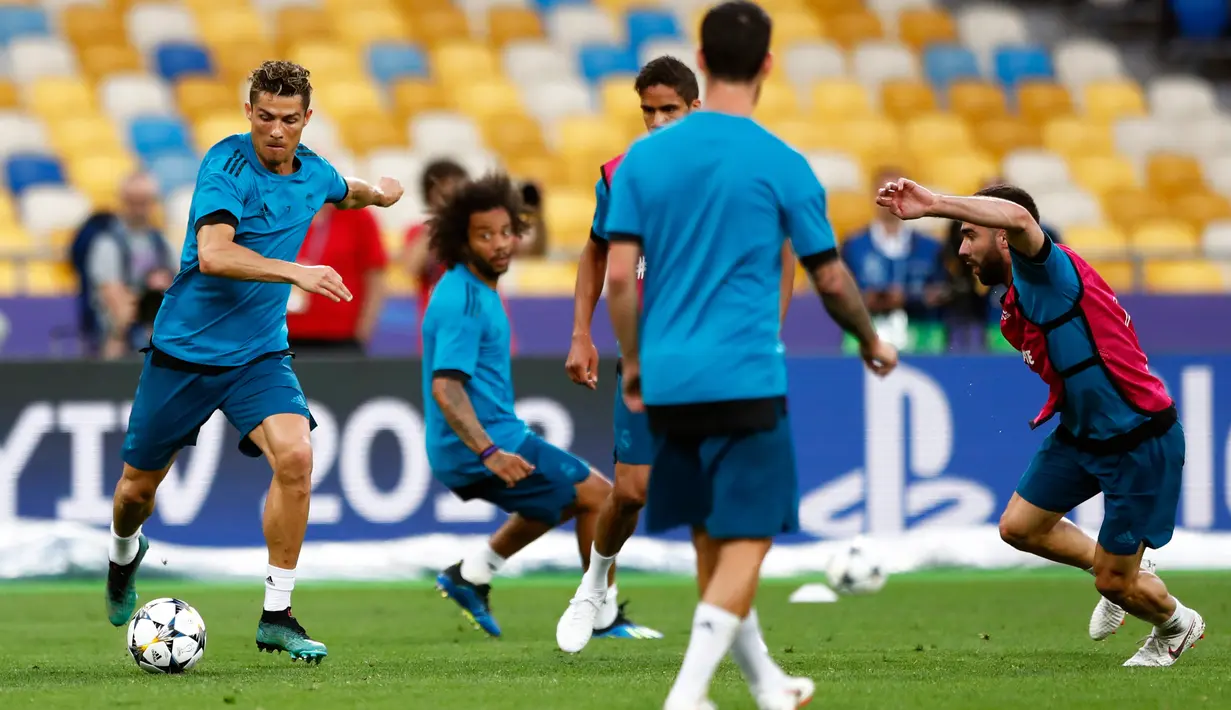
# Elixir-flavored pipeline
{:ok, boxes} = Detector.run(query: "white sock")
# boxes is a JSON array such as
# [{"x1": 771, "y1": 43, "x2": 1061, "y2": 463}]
[
  {"x1": 460, "y1": 545, "x2": 505, "y2": 586},
  {"x1": 582, "y1": 544, "x2": 615, "y2": 594},
  {"x1": 263, "y1": 565, "x2": 295, "y2": 612},
  {"x1": 109, "y1": 524, "x2": 141, "y2": 565},
  {"x1": 1160, "y1": 598, "x2": 1190, "y2": 634},
  {"x1": 665, "y1": 603, "x2": 740, "y2": 706},
  {"x1": 594, "y1": 584, "x2": 619, "y2": 629},
  {"x1": 730, "y1": 609, "x2": 788, "y2": 693}
]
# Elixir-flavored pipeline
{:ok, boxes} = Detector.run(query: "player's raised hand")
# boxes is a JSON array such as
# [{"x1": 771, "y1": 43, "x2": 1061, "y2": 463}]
[
  {"x1": 860, "y1": 337, "x2": 899, "y2": 377},
  {"x1": 621, "y1": 360, "x2": 644, "y2": 413},
  {"x1": 373, "y1": 177, "x2": 404, "y2": 208},
  {"x1": 292, "y1": 264, "x2": 352, "y2": 303},
  {"x1": 875, "y1": 178, "x2": 936, "y2": 221},
  {"x1": 484, "y1": 449, "x2": 535, "y2": 487},
  {"x1": 565, "y1": 333, "x2": 600, "y2": 389}
]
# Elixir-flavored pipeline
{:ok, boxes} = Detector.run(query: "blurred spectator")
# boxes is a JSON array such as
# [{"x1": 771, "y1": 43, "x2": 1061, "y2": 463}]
[
  {"x1": 286, "y1": 204, "x2": 388, "y2": 356},
  {"x1": 71, "y1": 173, "x2": 174, "y2": 359},
  {"x1": 841, "y1": 167, "x2": 949, "y2": 354},
  {"x1": 401, "y1": 159, "x2": 468, "y2": 328},
  {"x1": 514, "y1": 180, "x2": 548, "y2": 258},
  {"x1": 943, "y1": 176, "x2": 1063, "y2": 352}
]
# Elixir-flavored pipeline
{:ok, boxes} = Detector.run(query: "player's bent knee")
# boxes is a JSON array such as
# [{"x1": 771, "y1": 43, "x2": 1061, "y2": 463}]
[
  {"x1": 272, "y1": 441, "x2": 313, "y2": 490},
  {"x1": 116, "y1": 463, "x2": 171, "y2": 505},
  {"x1": 998, "y1": 512, "x2": 1033, "y2": 550},
  {"x1": 613, "y1": 464, "x2": 649, "y2": 510},
  {"x1": 1094, "y1": 569, "x2": 1133, "y2": 603},
  {"x1": 574, "y1": 470, "x2": 612, "y2": 512}
]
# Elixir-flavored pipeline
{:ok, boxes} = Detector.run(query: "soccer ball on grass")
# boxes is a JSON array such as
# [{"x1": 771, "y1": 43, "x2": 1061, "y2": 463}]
[
  {"x1": 127, "y1": 597, "x2": 207, "y2": 673},
  {"x1": 825, "y1": 542, "x2": 889, "y2": 596}
]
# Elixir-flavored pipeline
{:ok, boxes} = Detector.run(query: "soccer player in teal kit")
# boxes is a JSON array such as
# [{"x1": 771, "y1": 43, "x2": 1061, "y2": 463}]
[
  {"x1": 604, "y1": 3, "x2": 898, "y2": 708},
  {"x1": 104, "y1": 61, "x2": 404, "y2": 663}
]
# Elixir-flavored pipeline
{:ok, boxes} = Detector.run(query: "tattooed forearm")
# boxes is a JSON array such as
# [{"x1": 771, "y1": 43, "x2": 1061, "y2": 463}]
[
  {"x1": 432, "y1": 377, "x2": 493, "y2": 454},
  {"x1": 812, "y1": 259, "x2": 878, "y2": 348}
]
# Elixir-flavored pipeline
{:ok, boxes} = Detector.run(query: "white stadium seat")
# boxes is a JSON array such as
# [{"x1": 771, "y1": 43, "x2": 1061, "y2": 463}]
[
  {"x1": 1035, "y1": 188, "x2": 1104, "y2": 229},
  {"x1": 956, "y1": 4, "x2": 1028, "y2": 73},
  {"x1": 521, "y1": 78, "x2": 594, "y2": 127},
  {"x1": 1148, "y1": 75, "x2": 1219, "y2": 119},
  {"x1": 8, "y1": 37, "x2": 77, "y2": 84},
  {"x1": 409, "y1": 112, "x2": 485, "y2": 153},
  {"x1": 503, "y1": 41, "x2": 578, "y2": 87},
  {"x1": 1201, "y1": 155, "x2": 1231, "y2": 196},
  {"x1": 126, "y1": 3, "x2": 200, "y2": 57},
  {"x1": 19, "y1": 186, "x2": 92, "y2": 238},
  {"x1": 1172, "y1": 116, "x2": 1231, "y2": 157},
  {"x1": 1054, "y1": 38, "x2": 1124, "y2": 90},
  {"x1": 851, "y1": 41, "x2": 919, "y2": 89},
  {"x1": 1002, "y1": 149, "x2": 1073, "y2": 196},
  {"x1": 1201, "y1": 220, "x2": 1231, "y2": 257},
  {"x1": 100, "y1": 73, "x2": 175, "y2": 124},
  {"x1": 784, "y1": 42, "x2": 847, "y2": 89},
  {"x1": 1113, "y1": 117, "x2": 1172, "y2": 163},
  {"x1": 868, "y1": 0, "x2": 935, "y2": 34},
  {"x1": 0, "y1": 112, "x2": 51, "y2": 161},
  {"x1": 546, "y1": 6, "x2": 620, "y2": 51},
  {"x1": 807, "y1": 152, "x2": 864, "y2": 192}
]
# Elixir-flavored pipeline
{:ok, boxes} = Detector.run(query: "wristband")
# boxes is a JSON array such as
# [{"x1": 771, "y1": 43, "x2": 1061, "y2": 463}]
[{"x1": 479, "y1": 445, "x2": 498, "y2": 462}]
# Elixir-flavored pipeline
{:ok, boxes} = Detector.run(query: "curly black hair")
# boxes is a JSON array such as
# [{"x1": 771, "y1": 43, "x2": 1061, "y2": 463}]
[
  {"x1": 427, "y1": 172, "x2": 528, "y2": 269},
  {"x1": 248, "y1": 60, "x2": 312, "y2": 110}
]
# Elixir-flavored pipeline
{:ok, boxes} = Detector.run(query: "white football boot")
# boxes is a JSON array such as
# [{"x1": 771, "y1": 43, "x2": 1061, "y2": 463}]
[
  {"x1": 1090, "y1": 558, "x2": 1157, "y2": 641},
  {"x1": 555, "y1": 585, "x2": 606, "y2": 653},
  {"x1": 755, "y1": 676, "x2": 815, "y2": 710},
  {"x1": 1123, "y1": 608, "x2": 1205, "y2": 667}
]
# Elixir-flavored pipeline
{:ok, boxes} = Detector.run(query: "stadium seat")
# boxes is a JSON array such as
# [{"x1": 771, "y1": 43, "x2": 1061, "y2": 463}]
[
  {"x1": 390, "y1": 79, "x2": 450, "y2": 121},
  {"x1": 1003, "y1": 149, "x2": 1073, "y2": 195},
  {"x1": 9, "y1": 37, "x2": 78, "y2": 84},
  {"x1": 505, "y1": 153, "x2": 568, "y2": 188},
  {"x1": 192, "y1": 111, "x2": 249, "y2": 153},
  {"x1": 101, "y1": 74, "x2": 176, "y2": 125},
  {"x1": 148, "y1": 152, "x2": 200, "y2": 195},
  {"x1": 1202, "y1": 154, "x2": 1231, "y2": 196},
  {"x1": 174, "y1": 77, "x2": 235, "y2": 121},
  {"x1": 578, "y1": 44, "x2": 640, "y2": 84},
  {"x1": 62, "y1": 5, "x2": 126, "y2": 49},
  {"x1": 803, "y1": 0, "x2": 866, "y2": 18},
  {"x1": 1015, "y1": 81, "x2": 1073, "y2": 126},
  {"x1": 558, "y1": 114, "x2": 627, "y2": 159},
  {"x1": 274, "y1": 7, "x2": 333, "y2": 54},
  {"x1": 487, "y1": 7, "x2": 544, "y2": 47},
  {"x1": 994, "y1": 45, "x2": 1054, "y2": 88},
  {"x1": 503, "y1": 41, "x2": 579, "y2": 87},
  {"x1": 973, "y1": 117, "x2": 1041, "y2": 160},
  {"x1": 784, "y1": 42, "x2": 847, "y2": 88},
  {"x1": 1034, "y1": 189, "x2": 1103, "y2": 229},
  {"x1": 827, "y1": 11, "x2": 884, "y2": 50},
  {"x1": 905, "y1": 113, "x2": 973, "y2": 158},
  {"x1": 880, "y1": 79, "x2": 938, "y2": 122},
  {"x1": 1144, "y1": 259, "x2": 1227, "y2": 293},
  {"x1": 547, "y1": 6, "x2": 620, "y2": 51},
  {"x1": 28, "y1": 77, "x2": 97, "y2": 119},
  {"x1": 1201, "y1": 220, "x2": 1231, "y2": 256},
  {"x1": 0, "y1": 228, "x2": 35, "y2": 259},
  {"x1": 807, "y1": 151, "x2": 865, "y2": 192},
  {"x1": 542, "y1": 187, "x2": 596, "y2": 255},
  {"x1": 825, "y1": 189, "x2": 876, "y2": 240},
  {"x1": 897, "y1": 7, "x2": 958, "y2": 53},
  {"x1": 505, "y1": 259, "x2": 581, "y2": 295},
  {"x1": 1148, "y1": 75, "x2": 1218, "y2": 119},
  {"x1": 810, "y1": 79, "x2": 873, "y2": 121},
  {"x1": 1130, "y1": 219, "x2": 1200, "y2": 256},
  {"x1": 1102, "y1": 189, "x2": 1169, "y2": 230},
  {"x1": 1112, "y1": 117, "x2": 1170, "y2": 164},
  {"x1": 1146, "y1": 153, "x2": 1205, "y2": 200},
  {"x1": 1062, "y1": 225, "x2": 1130, "y2": 257},
  {"x1": 339, "y1": 119, "x2": 406, "y2": 155},
  {"x1": 452, "y1": 78, "x2": 526, "y2": 124},
  {"x1": 1043, "y1": 117, "x2": 1114, "y2": 159},
  {"x1": 315, "y1": 80, "x2": 385, "y2": 121},
  {"x1": 1069, "y1": 154, "x2": 1139, "y2": 198},
  {"x1": 68, "y1": 152, "x2": 140, "y2": 209},
  {"x1": 956, "y1": 4, "x2": 1028, "y2": 71},
  {"x1": 0, "y1": 112, "x2": 49, "y2": 163},
  {"x1": 214, "y1": 40, "x2": 278, "y2": 87},
  {"x1": 196, "y1": 7, "x2": 266, "y2": 49},
  {"x1": 482, "y1": 112, "x2": 547, "y2": 161},
  {"x1": 1083, "y1": 258, "x2": 1134, "y2": 291},
  {"x1": 154, "y1": 42, "x2": 214, "y2": 82},
  {"x1": 410, "y1": 111, "x2": 485, "y2": 153},
  {"x1": 19, "y1": 185, "x2": 91, "y2": 241},
  {"x1": 762, "y1": 118, "x2": 827, "y2": 152},
  {"x1": 78, "y1": 43, "x2": 144, "y2": 83},
  {"x1": 821, "y1": 117, "x2": 905, "y2": 173},
  {"x1": 626, "y1": 9, "x2": 681, "y2": 54},
  {"x1": 129, "y1": 116, "x2": 192, "y2": 161},
  {"x1": 600, "y1": 74, "x2": 640, "y2": 115},
  {"x1": 0, "y1": 81, "x2": 17, "y2": 110},
  {"x1": 368, "y1": 43, "x2": 430, "y2": 85},
  {"x1": 48, "y1": 116, "x2": 124, "y2": 159},
  {"x1": 406, "y1": 8, "x2": 472, "y2": 50},
  {"x1": 754, "y1": 79, "x2": 804, "y2": 121},
  {"x1": 0, "y1": 6, "x2": 50, "y2": 45},
  {"x1": 1171, "y1": 0, "x2": 1230, "y2": 39},
  {"x1": 1053, "y1": 38, "x2": 1124, "y2": 90},
  {"x1": 1081, "y1": 80, "x2": 1146, "y2": 123},
  {"x1": 947, "y1": 80, "x2": 1007, "y2": 121},
  {"x1": 521, "y1": 79, "x2": 595, "y2": 127},
  {"x1": 1171, "y1": 191, "x2": 1231, "y2": 232},
  {"x1": 23, "y1": 260, "x2": 79, "y2": 297},
  {"x1": 336, "y1": 8, "x2": 410, "y2": 49},
  {"x1": 5, "y1": 153, "x2": 63, "y2": 196},
  {"x1": 920, "y1": 153, "x2": 998, "y2": 194},
  {"x1": 852, "y1": 41, "x2": 920, "y2": 88},
  {"x1": 923, "y1": 45, "x2": 981, "y2": 90},
  {"x1": 126, "y1": 3, "x2": 200, "y2": 57},
  {"x1": 432, "y1": 42, "x2": 499, "y2": 84}
]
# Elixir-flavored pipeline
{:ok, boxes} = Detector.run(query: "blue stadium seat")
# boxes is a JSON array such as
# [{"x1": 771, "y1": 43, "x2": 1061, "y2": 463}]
[
  {"x1": 923, "y1": 45, "x2": 980, "y2": 90},
  {"x1": 6, "y1": 153, "x2": 64, "y2": 195},
  {"x1": 579, "y1": 44, "x2": 640, "y2": 84},
  {"x1": 0, "y1": 7, "x2": 49, "y2": 45},
  {"x1": 130, "y1": 117, "x2": 192, "y2": 161},
  {"x1": 532, "y1": 0, "x2": 592, "y2": 11},
  {"x1": 1171, "y1": 0, "x2": 1230, "y2": 39},
  {"x1": 149, "y1": 152, "x2": 200, "y2": 194},
  {"x1": 367, "y1": 43, "x2": 429, "y2": 85},
  {"x1": 154, "y1": 42, "x2": 214, "y2": 82},
  {"x1": 994, "y1": 45, "x2": 1054, "y2": 87},
  {"x1": 626, "y1": 9, "x2": 681, "y2": 54}
]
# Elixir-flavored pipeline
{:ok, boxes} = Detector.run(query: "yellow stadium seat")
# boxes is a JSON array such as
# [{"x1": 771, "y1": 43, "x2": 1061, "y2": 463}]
[
  {"x1": 69, "y1": 153, "x2": 139, "y2": 209},
  {"x1": 49, "y1": 117, "x2": 124, "y2": 156},
  {"x1": 973, "y1": 117, "x2": 1041, "y2": 160},
  {"x1": 898, "y1": 8, "x2": 958, "y2": 53},
  {"x1": 505, "y1": 258, "x2": 580, "y2": 295},
  {"x1": 408, "y1": 8, "x2": 472, "y2": 49},
  {"x1": 27, "y1": 77, "x2": 97, "y2": 118},
  {"x1": 215, "y1": 41, "x2": 279, "y2": 87},
  {"x1": 948, "y1": 81, "x2": 1008, "y2": 122},
  {"x1": 0, "y1": 81, "x2": 19, "y2": 109},
  {"x1": 1171, "y1": 191, "x2": 1231, "y2": 232},
  {"x1": 769, "y1": 11, "x2": 827, "y2": 51},
  {"x1": 0, "y1": 193, "x2": 17, "y2": 227},
  {"x1": 321, "y1": 0, "x2": 396, "y2": 18},
  {"x1": 314, "y1": 81, "x2": 385, "y2": 119},
  {"x1": 558, "y1": 116, "x2": 627, "y2": 159},
  {"x1": 1017, "y1": 81, "x2": 1073, "y2": 126},
  {"x1": 62, "y1": 5, "x2": 125, "y2": 49},
  {"x1": 1042, "y1": 117, "x2": 1114, "y2": 159},
  {"x1": 24, "y1": 260, "x2": 78, "y2": 297},
  {"x1": 78, "y1": 44, "x2": 143, "y2": 82},
  {"x1": 337, "y1": 8, "x2": 409, "y2": 48},
  {"x1": 506, "y1": 154, "x2": 568, "y2": 187},
  {"x1": 1084, "y1": 259, "x2": 1135, "y2": 291},
  {"x1": 804, "y1": 0, "x2": 865, "y2": 18},
  {"x1": 1081, "y1": 80, "x2": 1146, "y2": 123},
  {"x1": 198, "y1": 8, "x2": 266, "y2": 48},
  {"x1": 762, "y1": 118, "x2": 827, "y2": 151},
  {"x1": 275, "y1": 8, "x2": 335, "y2": 54},
  {"x1": 1130, "y1": 219, "x2": 1200, "y2": 256},
  {"x1": 826, "y1": 189, "x2": 876, "y2": 240},
  {"x1": 451, "y1": 78, "x2": 526, "y2": 124},
  {"x1": 482, "y1": 113, "x2": 547, "y2": 160},
  {"x1": 194, "y1": 112, "x2": 251, "y2": 153},
  {"x1": 543, "y1": 188, "x2": 597, "y2": 253},
  {"x1": 1070, "y1": 154, "x2": 1139, "y2": 198},
  {"x1": 828, "y1": 11, "x2": 885, "y2": 50},
  {"x1": 487, "y1": 7, "x2": 544, "y2": 46},
  {"x1": 905, "y1": 113, "x2": 973, "y2": 158},
  {"x1": 754, "y1": 79, "x2": 803, "y2": 120},
  {"x1": 390, "y1": 79, "x2": 450, "y2": 121},
  {"x1": 1146, "y1": 153, "x2": 1205, "y2": 200},
  {"x1": 175, "y1": 77, "x2": 237, "y2": 121},
  {"x1": 600, "y1": 76, "x2": 643, "y2": 123},
  {"x1": 289, "y1": 42, "x2": 363, "y2": 82},
  {"x1": 339, "y1": 119, "x2": 406, "y2": 155},
  {"x1": 432, "y1": 42, "x2": 499, "y2": 84},
  {"x1": 1102, "y1": 189, "x2": 1169, "y2": 232},
  {"x1": 920, "y1": 153, "x2": 998, "y2": 194},
  {"x1": 1063, "y1": 225, "x2": 1129, "y2": 257},
  {"x1": 390, "y1": 0, "x2": 455, "y2": 15},
  {"x1": 880, "y1": 80, "x2": 937, "y2": 122},
  {"x1": 1143, "y1": 260, "x2": 1227, "y2": 293},
  {"x1": 0, "y1": 225, "x2": 35, "y2": 258},
  {"x1": 810, "y1": 79, "x2": 873, "y2": 121},
  {"x1": 816, "y1": 118, "x2": 905, "y2": 173},
  {"x1": 0, "y1": 259, "x2": 18, "y2": 297}
]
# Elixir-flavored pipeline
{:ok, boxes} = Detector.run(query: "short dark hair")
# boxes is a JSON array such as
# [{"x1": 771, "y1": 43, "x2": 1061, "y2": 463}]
[
  {"x1": 248, "y1": 60, "x2": 312, "y2": 110},
  {"x1": 421, "y1": 159, "x2": 469, "y2": 203},
  {"x1": 635, "y1": 56, "x2": 700, "y2": 104},
  {"x1": 427, "y1": 173, "x2": 528, "y2": 269},
  {"x1": 974, "y1": 184, "x2": 1041, "y2": 224},
  {"x1": 700, "y1": 1, "x2": 771, "y2": 83}
]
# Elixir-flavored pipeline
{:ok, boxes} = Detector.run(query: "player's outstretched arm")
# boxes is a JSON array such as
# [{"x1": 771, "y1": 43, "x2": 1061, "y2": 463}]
[
  {"x1": 876, "y1": 178, "x2": 1047, "y2": 258},
  {"x1": 334, "y1": 177, "x2": 404, "y2": 210},
  {"x1": 566, "y1": 236, "x2": 609, "y2": 389},
  {"x1": 198, "y1": 222, "x2": 352, "y2": 302},
  {"x1": 809, "y1": 255, "x2": 897, "y2": 376},
  {"x1": 431, "y1": 375, "x2": 533, "y2": 486}
]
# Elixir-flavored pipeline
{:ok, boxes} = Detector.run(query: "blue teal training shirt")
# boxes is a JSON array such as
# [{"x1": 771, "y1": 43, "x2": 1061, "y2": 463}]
[{"x1": 152, "y1": 133, "x2": 348, "y2": 366}]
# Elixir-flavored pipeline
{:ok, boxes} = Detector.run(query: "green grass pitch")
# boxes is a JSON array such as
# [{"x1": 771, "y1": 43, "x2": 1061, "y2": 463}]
[{"x1": 1, "y1": 569, "x2": 1226, "y2": 709}]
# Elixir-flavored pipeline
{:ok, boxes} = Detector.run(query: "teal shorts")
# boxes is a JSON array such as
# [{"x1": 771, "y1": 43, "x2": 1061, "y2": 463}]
[
  {"x1": 613, "y1": 369, "x2": 653, "y2": 466},
  {"x1": 448, "y1": 434, "x2": 592, "y2": 525}
]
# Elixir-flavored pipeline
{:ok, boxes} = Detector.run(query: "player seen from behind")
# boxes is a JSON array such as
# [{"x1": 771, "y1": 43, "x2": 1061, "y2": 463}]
[
  {"x1": 604, "y1": 2, "x2": 898, "y2": 708},
  {"x1": 877, "y1": 178, "x2": 1204, "y2": 667},
  {"x1": 105, "y1": 60, "x2": 405, "y2": 663},
  {"x1": 423, "y1": 173, "x2": 652, "y2": 641}
]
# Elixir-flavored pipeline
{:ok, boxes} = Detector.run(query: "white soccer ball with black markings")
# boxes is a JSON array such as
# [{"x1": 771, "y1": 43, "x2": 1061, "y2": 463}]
[
  {"x1": 825, "y1": 543, "x2": 889, "y2": 596},
  {"x1": 127, "y1": 597, "x2": 207, "y2": 673}
]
